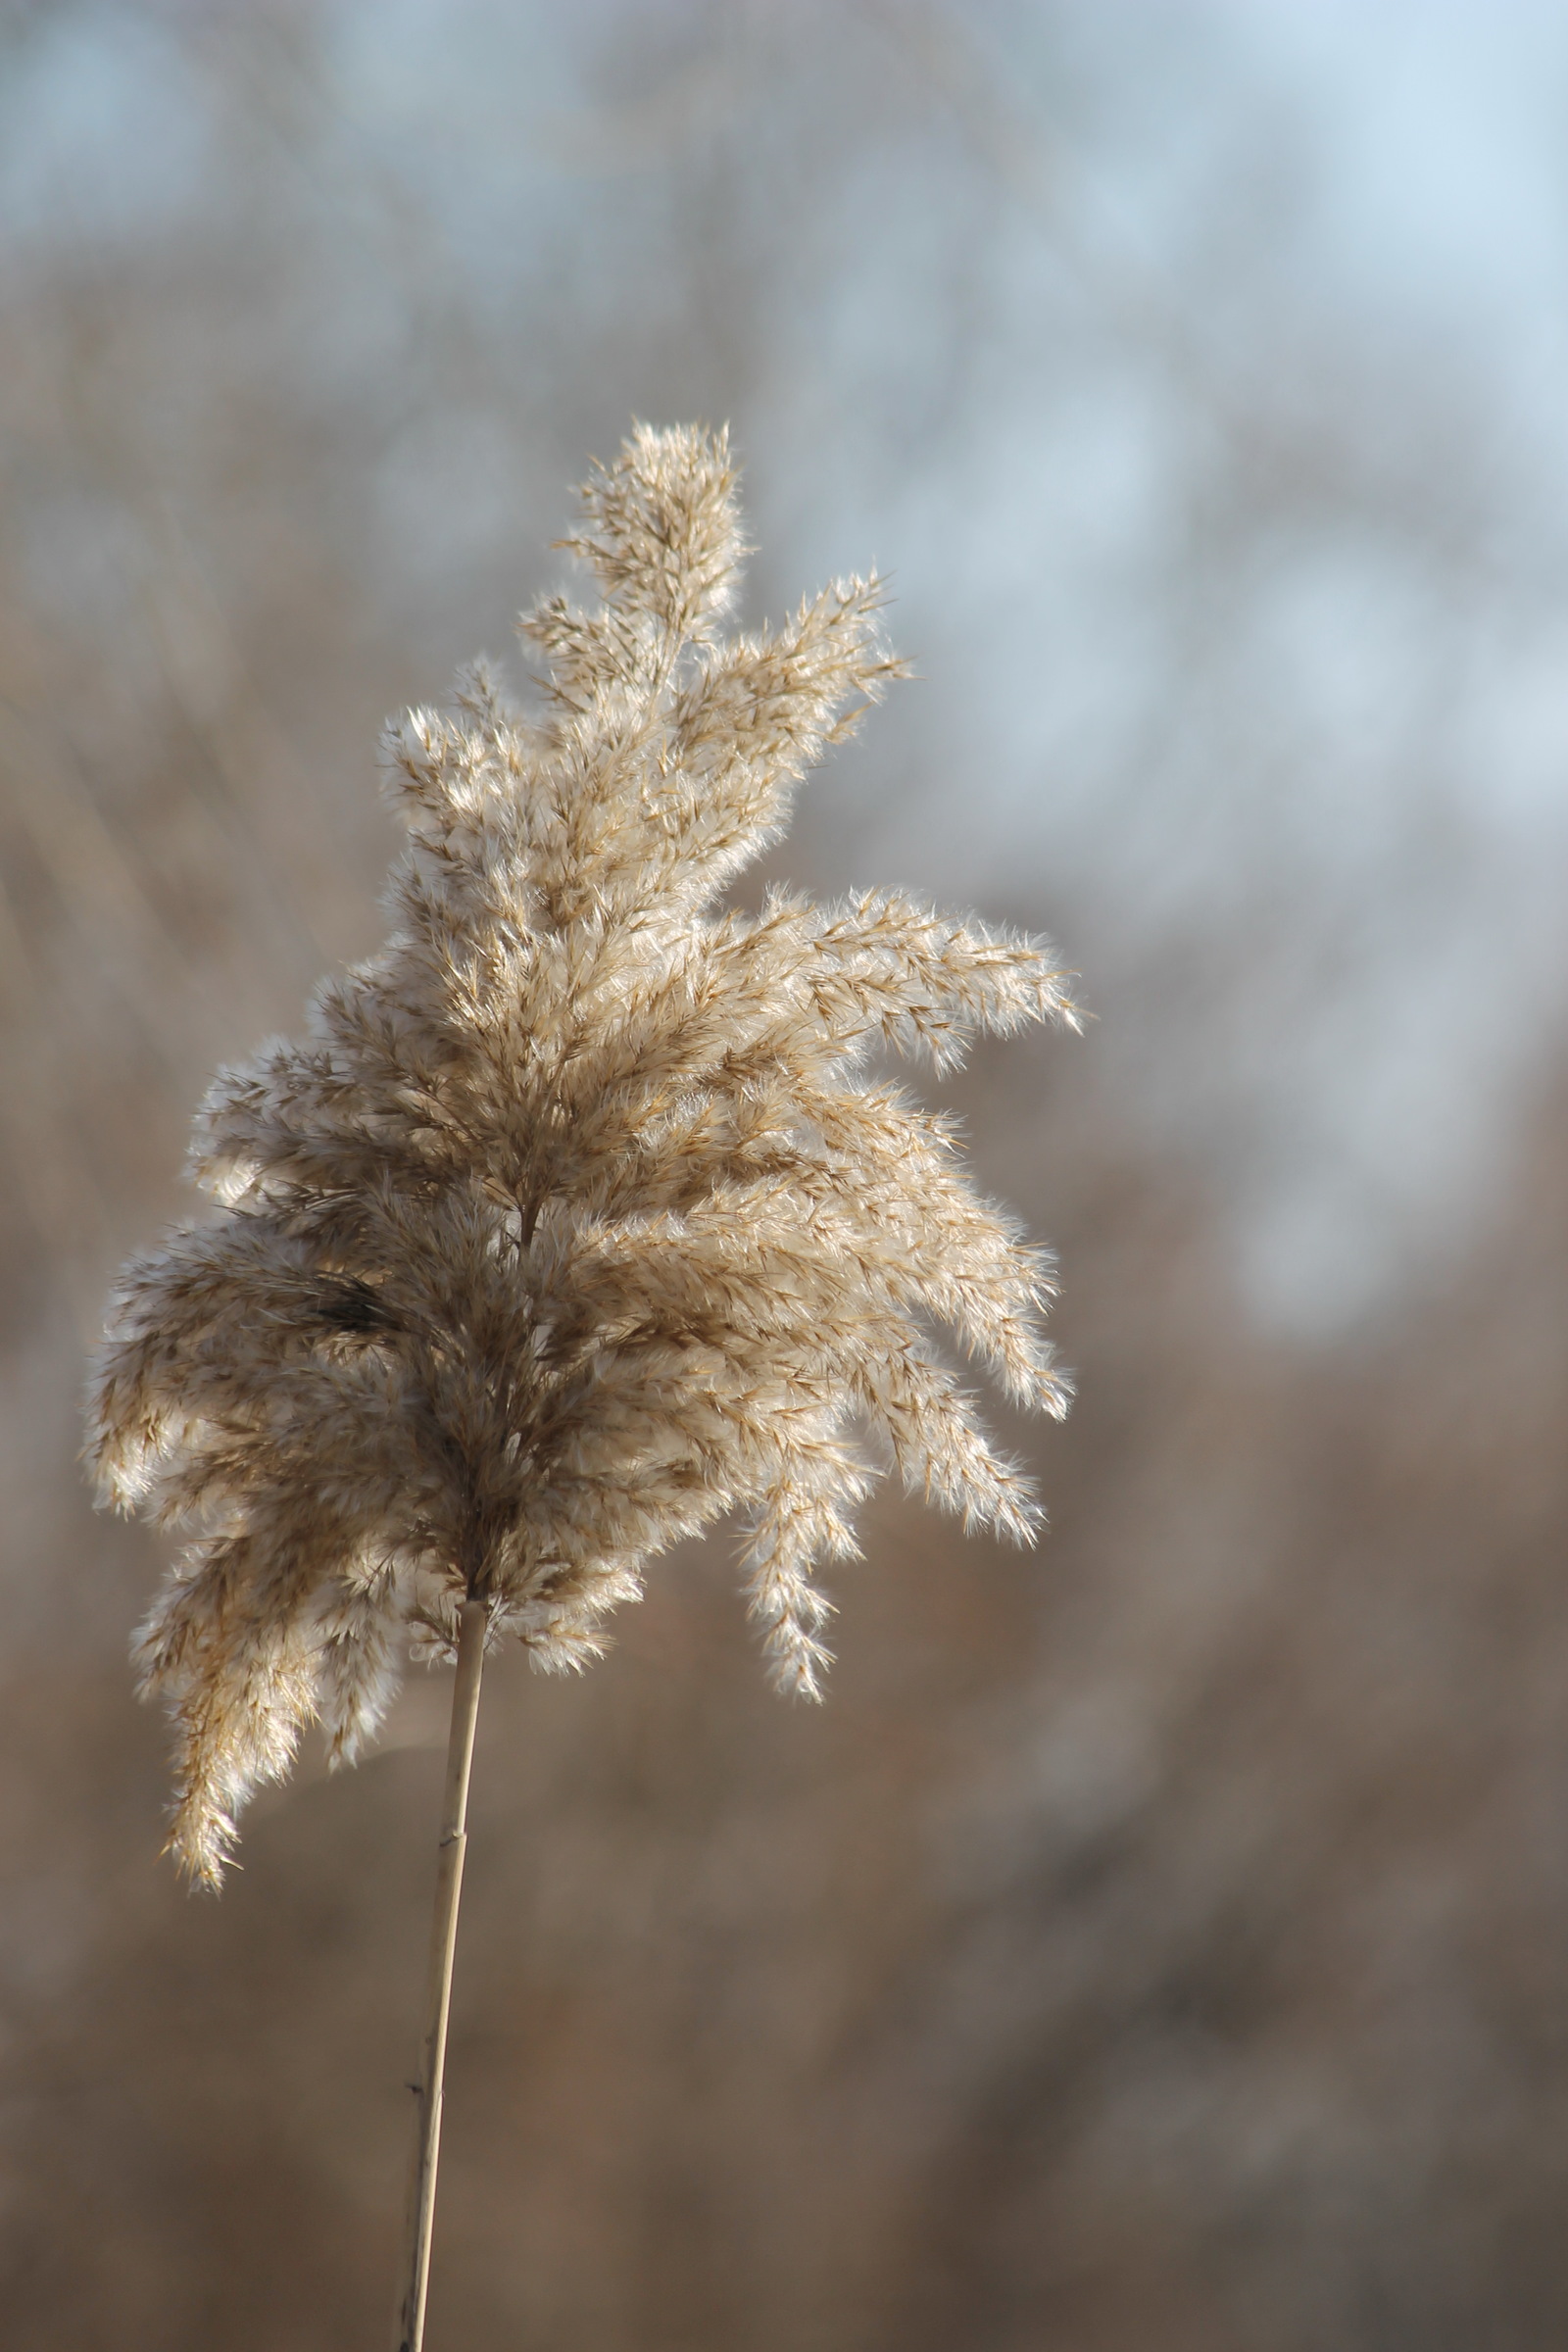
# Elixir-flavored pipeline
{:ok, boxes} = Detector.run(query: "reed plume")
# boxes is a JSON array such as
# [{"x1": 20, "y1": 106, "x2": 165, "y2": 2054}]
[
  {"x1": 86, "y1": 420, "x2": 1074, "y2": 2343},
  {"x1": 87, "y1": 420, "x2": 1075, "y2": 1880}
]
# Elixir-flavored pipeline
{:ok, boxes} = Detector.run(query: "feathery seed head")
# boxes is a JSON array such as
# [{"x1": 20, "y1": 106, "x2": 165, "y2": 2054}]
[{"x1": 85, "y1": 424, "x2": 1077, "y2": 1885}]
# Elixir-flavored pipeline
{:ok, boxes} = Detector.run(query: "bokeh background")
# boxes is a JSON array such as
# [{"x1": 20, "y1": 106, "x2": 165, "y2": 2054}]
[{"x1": 4, "y1": 3, "x2": 1568, "y2": 2345}]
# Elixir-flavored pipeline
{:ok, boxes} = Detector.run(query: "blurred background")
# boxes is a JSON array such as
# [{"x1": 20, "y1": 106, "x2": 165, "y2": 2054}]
[{"x1": 3, "y1": 2, "x2": 1568, "y2": 2344}]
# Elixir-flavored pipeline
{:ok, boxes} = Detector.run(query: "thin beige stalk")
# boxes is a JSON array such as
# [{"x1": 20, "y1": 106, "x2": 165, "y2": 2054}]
[{"x1": 393, "y1": 1595, "x2": 487, "y2": 2352}]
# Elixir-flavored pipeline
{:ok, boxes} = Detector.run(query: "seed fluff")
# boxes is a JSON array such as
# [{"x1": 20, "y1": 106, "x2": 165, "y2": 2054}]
[{"x1": 85, "y1": 423, "x2": 1077, "y2": 1884}]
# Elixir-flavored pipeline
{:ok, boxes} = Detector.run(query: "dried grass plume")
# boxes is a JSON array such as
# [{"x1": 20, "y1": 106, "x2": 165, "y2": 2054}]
[{"x1": 85, "y1": 423, "x2": 1077, "y2": 1885}]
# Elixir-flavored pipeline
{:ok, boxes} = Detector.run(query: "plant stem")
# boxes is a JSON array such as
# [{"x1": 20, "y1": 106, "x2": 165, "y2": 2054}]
[{"x1": 392, "y1": 1595, "x2": 488, "y2": 2352}]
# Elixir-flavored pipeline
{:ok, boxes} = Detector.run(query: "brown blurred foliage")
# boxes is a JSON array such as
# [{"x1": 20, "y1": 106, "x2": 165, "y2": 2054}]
[{"x1": 3, "y1": 4, "x2": 1568, "y2": 2346}]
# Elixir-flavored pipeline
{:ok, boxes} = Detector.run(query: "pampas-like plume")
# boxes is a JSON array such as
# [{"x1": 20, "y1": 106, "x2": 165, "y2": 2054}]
[{"x1": 86, "y1": 423, "x2": 1076, "y2": 1889}]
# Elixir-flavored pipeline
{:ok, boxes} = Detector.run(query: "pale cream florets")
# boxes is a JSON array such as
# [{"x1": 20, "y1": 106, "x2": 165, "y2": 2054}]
[{"x1": 85, "y1": 423, "x2": 1076, "y2": 1884}]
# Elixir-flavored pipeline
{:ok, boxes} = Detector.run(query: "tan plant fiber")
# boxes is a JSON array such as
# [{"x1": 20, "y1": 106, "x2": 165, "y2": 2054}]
[{"x1": 86, "y1": 423, "x2": 1077, "y2": 1890}]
